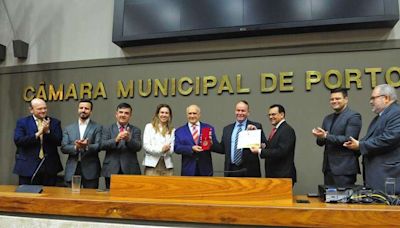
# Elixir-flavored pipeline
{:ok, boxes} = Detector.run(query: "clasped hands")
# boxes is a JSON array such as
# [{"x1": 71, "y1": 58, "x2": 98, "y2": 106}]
[
  {"x1": 75, "y1": 138, "x2": 89, "y2": 151},
  {"x1": 36, "y1": 118, "x2": 50, "y2": 139},
  {"x1": 312, "y1": 127, "x2": 359, "y2": 150},
  {"x1": 115, "y1": 129, "x2": 131, "y2": 143},
  {"x1": 162, "y1": 143, "x2": 171, "y2": 153}
]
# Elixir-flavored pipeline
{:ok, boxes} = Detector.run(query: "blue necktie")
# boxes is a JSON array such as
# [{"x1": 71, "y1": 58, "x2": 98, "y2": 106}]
[{"x1": 233, "y1": 124, "x2": 243, "y2": 165}]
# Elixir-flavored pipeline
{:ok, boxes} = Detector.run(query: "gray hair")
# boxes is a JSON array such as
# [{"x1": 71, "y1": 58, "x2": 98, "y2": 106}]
[
  {"x1": 376, "y1": 84, "x2": 397, "y2": 101},
  {"x1": 186, "y1": 104, "x2": 201, "y2": 114}
]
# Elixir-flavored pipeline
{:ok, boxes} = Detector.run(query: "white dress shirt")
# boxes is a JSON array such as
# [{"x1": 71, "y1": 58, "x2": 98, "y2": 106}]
[{"x1": 79, "y1": 118, "x2": 90, "y2": 139}]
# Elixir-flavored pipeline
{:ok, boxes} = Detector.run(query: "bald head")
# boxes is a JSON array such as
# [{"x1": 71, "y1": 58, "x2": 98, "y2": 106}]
[
  {"x1": 30, "y1": 98, "x2": 47, "y2": 119},
  {"x1": 30, "y1": 98, "x2": 45, "y2": 107}
]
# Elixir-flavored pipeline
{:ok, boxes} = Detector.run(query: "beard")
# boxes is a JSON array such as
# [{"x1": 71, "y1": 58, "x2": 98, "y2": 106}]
[{"x1": 79, "y1": 113, "x2": 89, "y2": 120}]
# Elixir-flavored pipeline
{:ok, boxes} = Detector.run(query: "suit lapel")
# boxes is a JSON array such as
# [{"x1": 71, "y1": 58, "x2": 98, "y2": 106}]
[
  {"x1": 271, "y1": 122, "x2": 285, "y2": 143},
  {"x1": 126, "y1": 123, "x2": 132, "y2": 132},
  {"x1": 185, "y1": 124, "x2": 195, "y2": 144},
  {"x1": 226, "y1": 123, "x2": 234, "y2": 162},
  {"x1": 330, "y1": 109, "x2": 346, "y2": 133},
  {"x1": 72, "y1": 123, "x2": 80, "y2": 140},
  {"x1": 29, "y1": 116, "x2": 38, "y2": 132},
  {"x1": 364, "y1": 115, "x2": 379, "y2": 139},
  {"x1": 365, "y1": 103, "x2": 396, "y2": 139},
  {"x1": 111, "y1": 123, "x2": 119, "y2": 138},
  {"x1": 82, "y1": 120, "x2": 93, "y2": 139}
]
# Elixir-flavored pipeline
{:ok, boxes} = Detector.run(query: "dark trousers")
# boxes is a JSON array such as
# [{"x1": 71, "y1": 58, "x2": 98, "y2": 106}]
[
  {"x1": 19, "y1": 160, "x2": 57, "y2": 186},
  {"x1": 324, "y1": 170, "x2": 357, "y2": 186},
  {"x1": 19, "y1": 174, "x2": 57, "y2": 186},
  {"x1": 226, "y1": 164, "x2": 248, "y2": 177},
  {"x1": 66, "y1": 162, "x2": 99, "y2": 189},
  {"x1": 105, "y1": 167, "x2": 123, "y2": 189}
]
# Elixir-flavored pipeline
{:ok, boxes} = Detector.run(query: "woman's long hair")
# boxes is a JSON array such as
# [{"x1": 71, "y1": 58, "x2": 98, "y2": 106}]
[{"x1": 151, "y1": 104, "x2": 173, "y2": 136}]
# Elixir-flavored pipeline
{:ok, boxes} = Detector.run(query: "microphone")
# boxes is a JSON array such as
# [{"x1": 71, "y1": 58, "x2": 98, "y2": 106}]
[{"x1": 31, "y1": 156, "x2": 46, "y2": 184}]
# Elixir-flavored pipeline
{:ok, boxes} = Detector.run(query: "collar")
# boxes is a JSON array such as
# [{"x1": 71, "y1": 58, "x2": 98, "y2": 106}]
[
  {"x1": 188, "y1": 121, "x2": 200, "y2": 128},
  {"x1": 274, "y1": 119, "x2": 286, "y2": 129},
  {"x1": 334, "y1": 106, "x2": 347, "y2": 115},
  {"x1": 117, "y1": 122, "x2": 128, "y2": 129},
  {"x1": 235, "y1": 119, "x2": 248, "y2": 127},
  {"x1": 379, "y1": 101, "x2": 396, "y2": 116},
  {"x1": 79, "y1": 118, "x2": 90, "y2": 125},
  {"x1": 33, "y1": 115, "x2": 45, "y2": 122}
]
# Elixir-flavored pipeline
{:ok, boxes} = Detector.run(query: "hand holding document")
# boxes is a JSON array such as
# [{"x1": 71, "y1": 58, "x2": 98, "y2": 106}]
[{"x1": 237, "y1": 129, "x2": 261, "y2": 149}]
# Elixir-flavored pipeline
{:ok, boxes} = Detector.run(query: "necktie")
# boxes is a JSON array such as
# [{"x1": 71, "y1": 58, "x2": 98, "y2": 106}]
[
  {"x1": 37, "y1": 119, "x2": 44, "y2": 159},
  {"x1": 119, "y1": 125, "x2": 125, "y2": 132},
  {"x1": 233, "y1": 124, "x2": 243, "y2": 165},
  {"x1": 268, "y1": 127, "x2": 277, "y2": 141},
  {"x1": 192, "y1": 124, "x2": 199, "y2": 144}
]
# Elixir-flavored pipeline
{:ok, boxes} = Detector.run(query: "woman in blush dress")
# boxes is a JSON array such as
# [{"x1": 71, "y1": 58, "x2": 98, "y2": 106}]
[{"x1": 142, "y1": 104, "x2": 175, "y2": 176}]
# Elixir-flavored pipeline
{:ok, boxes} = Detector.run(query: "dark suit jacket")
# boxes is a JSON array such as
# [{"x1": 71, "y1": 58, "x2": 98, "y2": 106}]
[
  {"x1": 360, "y1": 102, "x2": 400, "y2": 194},
  {"x1": 174, "y1": 122, "x2": 219, "y2": 176},
  {"x1": 61, "y1": 120, "x2": 102, "y2": 182},
  {"x1": 13, "y1": 115, "x2": 63, "y2": 177},
  {"x1": 215, "y1": 120, "x2": 267, "y2": 177},
  {"x1": 317, "y1": 107, "x2": 361, "y2": 176},
  {"x1": 101, "y1": 123, "x2": 142, "y2": 177},
  {"x1": 261, "y1": 121, "x2": 296, "y2": 183}
]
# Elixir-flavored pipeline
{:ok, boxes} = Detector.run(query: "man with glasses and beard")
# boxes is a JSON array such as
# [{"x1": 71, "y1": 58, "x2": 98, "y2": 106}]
[{"x1": 344, "y1": 84, "x2": 400, "y2": 194}]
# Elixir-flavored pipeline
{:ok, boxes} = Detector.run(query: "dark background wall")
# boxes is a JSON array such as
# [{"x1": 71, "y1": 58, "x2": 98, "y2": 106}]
[{"x1": 1, "y1": 0, "x2": 400, "y2": 194}]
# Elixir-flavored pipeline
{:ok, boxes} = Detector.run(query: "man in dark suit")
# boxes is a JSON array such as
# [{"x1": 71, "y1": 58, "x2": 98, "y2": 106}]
[
  {"x1": 13, "y1": 98, "x2": 63, "y2": 186},
  {"x1": 215, "y1": 100, "x2": 267, "y2": 177},
  {"x1": 250, "y1": 104, "x2": 296, "y2": 184},
  {"x1": 61, "y1": 100, "x2": 102, "y2": 189},
  {"x1": 344, "y1": 84, "x2": 400, "y2": 194},
  {"x1": 101, "y1": 103, "x2": 142, "y2": 189},
  {"x1": 174, "y1": 104, "x2": 219, "y2": 176},
  {"x1": 312, "y1": 88, "x2": 362, "y2": 186}
]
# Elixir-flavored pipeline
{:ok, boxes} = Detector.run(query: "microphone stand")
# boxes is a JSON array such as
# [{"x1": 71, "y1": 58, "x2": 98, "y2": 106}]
[{"x1": 31, "y1": 156, "x2": 46, "y2": 184}]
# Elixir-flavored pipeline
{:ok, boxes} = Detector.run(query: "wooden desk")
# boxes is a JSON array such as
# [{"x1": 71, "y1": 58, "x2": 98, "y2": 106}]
[{"x1": 0, "y1": 178, "x2": 399, "y2": 227}]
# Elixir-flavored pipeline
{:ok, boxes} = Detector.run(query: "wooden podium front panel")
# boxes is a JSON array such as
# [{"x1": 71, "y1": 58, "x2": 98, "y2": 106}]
[
  {"x1": 1, "y1": 185, "x2": 400, "y2": 226},
  {"x1": 110, "y1": 175, "x2": 292, "y2": 205}
]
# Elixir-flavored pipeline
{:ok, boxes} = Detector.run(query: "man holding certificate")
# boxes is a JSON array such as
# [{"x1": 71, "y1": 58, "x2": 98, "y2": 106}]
[
  {"x1": 250, "y1": 104, "x2": 297, "y2": 184},
  {"x1": 215, "y1": 100, "x2": 267, "y2": 177},
  {"x1": 174, "y1": 104, "x2": 219, "y2": 176}
]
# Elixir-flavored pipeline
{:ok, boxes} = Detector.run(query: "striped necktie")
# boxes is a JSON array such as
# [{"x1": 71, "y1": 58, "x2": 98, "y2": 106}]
[
  {"x1": 233, "y1": 123, "x2": 243, "y2": 165},
  {"x1": 192, "y1": 124, "x2": 199, "y2": 144}
]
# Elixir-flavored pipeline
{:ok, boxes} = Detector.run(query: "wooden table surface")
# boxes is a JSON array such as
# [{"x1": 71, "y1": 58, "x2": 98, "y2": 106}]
[{"x1": 0, "y1": 184, "x2": 399, "y2": 227}]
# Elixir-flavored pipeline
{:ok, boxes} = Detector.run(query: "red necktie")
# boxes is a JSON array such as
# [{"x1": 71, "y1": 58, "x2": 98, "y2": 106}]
[
  {"x1": 192, "y1": 124, "x2": 199, "y2": 144},
  {"x1": 268, "y1": 127, "x2": 277, "y2": 140},
  {"x1": 119, "y1": 125, "x2": 125, "y2": 132}
]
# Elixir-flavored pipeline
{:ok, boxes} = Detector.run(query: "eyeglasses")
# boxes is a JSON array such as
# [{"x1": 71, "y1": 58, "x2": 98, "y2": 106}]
[{"x1": 370, "y1": 95, "x2": 385, "y2": 101}]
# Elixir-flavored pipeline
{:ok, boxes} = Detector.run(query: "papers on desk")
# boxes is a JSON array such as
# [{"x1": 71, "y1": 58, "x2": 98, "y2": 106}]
[{"x1": 237, "y1": 129, "x2": 261, "y2": 149}]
